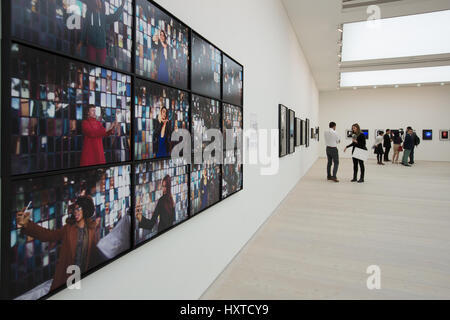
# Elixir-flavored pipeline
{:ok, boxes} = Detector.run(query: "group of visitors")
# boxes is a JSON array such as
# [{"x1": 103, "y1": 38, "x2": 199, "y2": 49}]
[{"x1": 325, "y1": 122, "x2": 420, "y2": 184}]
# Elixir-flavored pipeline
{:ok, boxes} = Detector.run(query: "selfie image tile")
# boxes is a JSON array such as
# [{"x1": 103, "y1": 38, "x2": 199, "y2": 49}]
[
  {"x1": 134, "y1": 79, "x2": 190, "y2": 161},
  {"x1": 223, "y1": 55, "x2": 243, "y2": 106},
  {"x1": 222, "y1": 149, "x2": 243, "y2": 199},
  {"x1": 11, "y1": 0, "x2": 133, "y2": 71},
  {"x1": 10, "y1": 43, "x2": 131, "y2": 175},
  {"x1": 135, "y1": 0, "x2": 189, "y2": 89},
  {"x1": 191, "y1": 33, "x2": 222, "y2": 99},
  {"x1": 191, "y1": 95, "x2": 222, "y2": 156},
  {"x1": 223, "y1": 103, "x2": 243, "y2": 151},
  {"x1": 8, "y1": 165, "x2": 132, "y2": 300},
  {"x1": 134, "y1": 159, "x2": 189, "y2": 246},
  {"x1": 190, "y1": 162, "x2": 221, "y2": 216}
]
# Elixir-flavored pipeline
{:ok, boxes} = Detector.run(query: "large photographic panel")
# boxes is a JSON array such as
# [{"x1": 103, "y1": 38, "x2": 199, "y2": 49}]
[
  {"x1": 223, "y1": 103, "x2": 243, "y2": 151},
  {"x1": 191, "y1": 33, "x2": 222, "y2": 99},
  {"x1": 134, "y1": 159, "x2": 189, "y2": 246},
  {"x1": 288, "y1": 110, "x2": 295, "y2": 153},
  {"x1": 10, "y1": 44, "x2": 131, "y2": 175},
  {"x1": 190, "y1": 162, "x2": 221, "y2": 216},
  {"x1": 223, "y1": 55, "x2": 243, "y2": 106},
  {"x1": 134, "y1": 79, "x2": 189, "y2": 161},
  {"x1": 8, "y1": 165, "x2": 131, "y2": 300},
  {"x1": 11, "y1": 0, "x2": 133, "y2": 72},
  {"x1": 135, "y1": 0, "x2": 189, "y2": 89},
  {"x1": 191, "y1": 95, "x2": 222, "y2": 157},
  {"x1": 222, "y1": 149, "x2": 243, "y2": 199},
  {"x1": 279, "y1": 104, "x2": 288, "y2": 157}
]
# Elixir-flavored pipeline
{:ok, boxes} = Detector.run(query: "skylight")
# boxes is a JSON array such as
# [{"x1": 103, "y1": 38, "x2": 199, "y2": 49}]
[{"x1": 341, "y1": 10, "x2": 450, "y2": 62}]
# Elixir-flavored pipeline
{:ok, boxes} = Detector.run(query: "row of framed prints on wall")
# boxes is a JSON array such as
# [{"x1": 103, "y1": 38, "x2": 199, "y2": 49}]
[
  {"x1": 279, "y1": 104, "x2": 317, "y2": 157},
  {"x1": 1, "y1": 0, "x2": 244, "y2": 300}
]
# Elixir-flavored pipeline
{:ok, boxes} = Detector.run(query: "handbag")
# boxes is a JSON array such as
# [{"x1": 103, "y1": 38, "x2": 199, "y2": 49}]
[
  {"x1": 353, "y1": 147, "x2": 369, "y2": 161},
  {"x1": 398, "y1": 145, "x2": 403, "y2": 152}
]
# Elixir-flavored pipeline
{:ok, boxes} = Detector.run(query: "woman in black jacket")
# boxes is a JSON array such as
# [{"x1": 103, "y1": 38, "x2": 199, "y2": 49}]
[{"x1": 344, "y1": 123, "x2": 367, "y2": 183}]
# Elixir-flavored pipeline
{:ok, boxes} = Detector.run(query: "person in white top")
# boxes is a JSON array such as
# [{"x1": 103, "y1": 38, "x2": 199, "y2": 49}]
[
  {"x1": 374, "y1": 131, "x2": 385, "y2": 165},
  {"x1": 324, "y1": 122, "x2": 341, "y2": 182}
]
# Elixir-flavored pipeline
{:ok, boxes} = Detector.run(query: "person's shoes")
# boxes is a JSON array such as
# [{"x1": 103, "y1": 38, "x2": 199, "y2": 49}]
[
  {"x1": 409, "y1": 162, "x2": 414, "y2": 165},
  {"x1": 351, "y1": 178, "x2": 358, "y2": 182},
  {"x1": 358, "y1": 179, "x2": 365, "y2": 183},
  {"x1": 331, "y1": 177, "x2": 339, "y2": 183},
  {"x1": 402, "y1": 163, "x2": 411, "y2": 167},
  {"x1": 327, "y1": 177, "x2": 333, "y2": 181},
  {"x1": 380, "y1": 163, "x2": 385, "y2": 165}
]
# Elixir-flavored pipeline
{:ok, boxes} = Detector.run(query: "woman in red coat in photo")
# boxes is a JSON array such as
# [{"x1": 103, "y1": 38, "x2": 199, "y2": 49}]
[{"x1": 81, "y1": 105, "x2": 118, "y2": 167}]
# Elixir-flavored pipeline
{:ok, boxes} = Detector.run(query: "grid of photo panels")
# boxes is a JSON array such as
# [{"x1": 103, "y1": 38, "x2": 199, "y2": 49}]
[
  {"x1": 2, "y1": 0, "x2": 243, "y2": 300},
  {"x1": 10, "y1": 43, "x2": 132, "y2": 175},
  {"x1": 134, "y1": 79, "x2": 189, "y2": 161},
  {"x1": 134, "y1": 159, "x2": 189, "y2": 245},
  {"x1": 135, "y1": 0, "x2": 189, "y2": 89},
  {"x1": 8, "y1": 165, "x2": 131, "y2": 300},
  {"x1": 191, "y1": 33, "x2": 222, "y2": 100},
  {"x1": 11, "y1": 0, "x2": 133, "y2": 72}
]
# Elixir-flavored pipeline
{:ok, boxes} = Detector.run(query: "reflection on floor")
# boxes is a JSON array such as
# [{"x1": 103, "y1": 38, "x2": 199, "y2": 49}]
[{"x1": 202, "y1": 158, "x2": 450, "y2": 299}]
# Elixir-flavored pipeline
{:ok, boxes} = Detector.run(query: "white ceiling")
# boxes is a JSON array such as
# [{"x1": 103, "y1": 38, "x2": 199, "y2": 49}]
[{"x1": 281, "y1": 0, "x2": 450, "y2": 92}]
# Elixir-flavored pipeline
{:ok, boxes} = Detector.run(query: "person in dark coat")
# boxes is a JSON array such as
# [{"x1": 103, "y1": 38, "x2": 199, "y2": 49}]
[
  {"x1": 402, "y1": 128, "x2": 414, "y2": 166},
  {"x1": 153, "y1": 106, "x2": 172, "y2": 158},
  {"x1": 383, "y1": 129, "x2": 392, "y2": 162},
  {"x1": 344, "y1": 123, "x2": 367, "y2": 183}
]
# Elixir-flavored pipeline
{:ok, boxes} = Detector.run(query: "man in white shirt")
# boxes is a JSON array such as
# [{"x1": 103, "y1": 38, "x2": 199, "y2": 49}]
[{"x1": 324, "y1": 122, "x2": 341, "y2": 182}]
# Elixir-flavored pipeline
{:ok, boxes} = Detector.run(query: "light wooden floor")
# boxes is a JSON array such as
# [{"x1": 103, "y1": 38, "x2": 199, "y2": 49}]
[{"x1": 202, "y1": 158, "x2": 450, "y2": 300}]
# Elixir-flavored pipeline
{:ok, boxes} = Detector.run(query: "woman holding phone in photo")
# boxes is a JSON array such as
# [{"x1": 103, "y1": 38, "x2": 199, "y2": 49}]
[
  {"x1": 153, "y1": 30, "x2": 171, "y2": 83},
  {"x1": 135, "y1": 175, "x2": 175, "y2": 234},
  {"x1": 153, "y1": 106, "x2": 172, "y2": 158},
  {"x1": 344, "y1": 123, "x2": 367, "y2": 183},
  {"x1": 81, "y1": 105, "x2": 119, "y2": 167},
  {"x1": 15, "y1": 196, "x2": 101, "y2": 292}
]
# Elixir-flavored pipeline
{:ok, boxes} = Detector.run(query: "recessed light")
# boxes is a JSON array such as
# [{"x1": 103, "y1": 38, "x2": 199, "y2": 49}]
[
  {"x1": 441, "y1": 82, "x2": 445, "y2": 86},
  {"x1": 373, "y1": 86, "x2": 377, "y2": 89},
  {"x1": 353, "y1": 87, "x2": 357, "y2": 90},
  {"x1": 395, "y1": 85, "x2": 399, "y2": 88},
  {"x1": 417, "y1": 83, "x2": 421, "y2": 87}
]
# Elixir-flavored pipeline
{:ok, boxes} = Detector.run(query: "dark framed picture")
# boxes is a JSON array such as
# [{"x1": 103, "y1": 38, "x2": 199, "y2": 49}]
[
  {"x1": 440, "y1": 130, "x2": 449, "y2": 141},
  {"x1": 191, "y1": 32, "x2": 222, "y2": 99},
  {"x1": 295, "y1": 118, "x2": 301, "y2": 147},
  {"x1": 279, "y1": 104, "x2": 288, "y2": 157},
  {"x1": 311, "y1": 128, "x2": 315, "y2": 140},
  {"x1": 190, "y1": 162, "x2": 221, "y2": 216},
  {"x1": 11, "y1": 0, "x2": 133, "y2": 72},
  {"x1": 346, "y1": 129, "x2": 353, "y2": 139},
  {"x1": 306, "y1": 118, "x2": 310, "y2": 148},
  {"x1": 222, "y1": 148, "x2": 243, "y2": 199},
  {"x1": 134, "y1": 159, "x2": 189, "y2": 246},
  {"x1": 423, "y1": 129, "x2": 433, "y2": 140},
  {"x1": 10, "y1": 44, "x2": 131, "y2": 175},
  {"x1": 191, "y1": 95, "x2": 222, "y2": 158},
  {"x1": 362, "y1": 130, "x2": 369, "y2": 140},
  {"x1": 300, "y1": 119, "x2": 305, "y2": 145},
  {"x1": 223, "y1": 55, "x2": 243, "y2": 106},
  {"x1": 288, "y1": 109, "x2": 295, "y2": 154},
  {"x1": 135, "y1": 0, "x2": 189, "y2": 89},
  {"x1": 223, "y1": 103, "x2": 243, "y2": 151},
  {"x1": 316, "y1": 127, "x2": 320, "y2": 142},
  {"x1": 134, "y1": 79, "x2": 190, "y2": 161},
  {"x1": 7, "y1": 165, "x2": 132, "y2": 300}
]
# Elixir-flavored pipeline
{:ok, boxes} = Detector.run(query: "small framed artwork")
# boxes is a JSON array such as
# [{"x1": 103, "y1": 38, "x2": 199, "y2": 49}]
[
  {"x1": 316, "y1": 127, "x2": 320, "y2": 142},
  {"x1": 306, "y1": 118, "x2": 310, "y2": 148},
  {"x1": 300, "y1": 119, "x2": 305, "y2": 145},
  {"x1": 289, "y1": 109, "x2": 295, "y2": 154},
  {"x1": 279, "y1": 104, "x2": 288, "y2": 157},
  {"x1": 295, "y1": 118, "x2": 301, "y2": 147},
  {"x1": 362, "y1": 130, "x2": 369, "y2": 140},
  {"x1": 346, "y1": 130, "x2": 353, "y2": 139},
  {"x1": 423, "y1": 130, "x2": 433, "y2": 140},
  {"x1": 440, "y1": 130, "x2": 449, "y2": 141}
]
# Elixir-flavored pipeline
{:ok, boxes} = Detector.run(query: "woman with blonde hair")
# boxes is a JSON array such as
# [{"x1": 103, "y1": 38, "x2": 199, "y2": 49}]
[{"x1": 344, "y1": 123, "x2": 367, "y2": 183}]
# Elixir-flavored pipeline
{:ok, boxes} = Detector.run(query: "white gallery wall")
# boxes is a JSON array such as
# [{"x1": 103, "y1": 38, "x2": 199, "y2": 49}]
[
  {"x1": 319, "y1": 85, "x2": 450, "y2": 162},
  {"x1": 51, "y1": 0, "x2": 319, "y2": 299}
]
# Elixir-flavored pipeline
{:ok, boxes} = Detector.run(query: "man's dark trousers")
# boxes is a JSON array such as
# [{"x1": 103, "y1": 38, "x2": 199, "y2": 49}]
[
  {"x1": 326, "y1": 146, "x2": 339, "y2": 178},
  {"x1": 384, "y1": 145, "x2": 391, "y2": 162}
]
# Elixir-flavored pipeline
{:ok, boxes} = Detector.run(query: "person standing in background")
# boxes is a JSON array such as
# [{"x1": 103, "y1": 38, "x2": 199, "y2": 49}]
[
  {"x1": 383, "y1": 129, "x2": 392, "y2": 162},
  {"x1": 374, "y1": 131, "x2": 385, "y2": 165},
  {"x1": 344, "y1": 123, "x2": 367, "y2": 183},
  {"x1": 402, "y1": 128, "x2": 414, "y2": 167},
  {"x1": 407, "y1": 126, "x2": 420, "y2": 165},
  {"x1": 392, "y1": 131, "x2": 403, "y2": 164},
  {"x1": 324, "y1": 122, "x2": 340, "y2": 182}
]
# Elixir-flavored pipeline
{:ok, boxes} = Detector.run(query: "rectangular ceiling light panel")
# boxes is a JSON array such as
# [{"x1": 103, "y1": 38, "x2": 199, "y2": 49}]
[
  {"x1": 342, "y1": 10, "x2": 450, "y2": 61},
  {"x1": 340, "y1": 66, "x2": 450, "y2": 87}
]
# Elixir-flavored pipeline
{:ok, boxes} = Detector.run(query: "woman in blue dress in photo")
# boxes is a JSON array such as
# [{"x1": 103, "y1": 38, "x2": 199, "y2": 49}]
[
  {"x1": 200, "y1": 168, "x2": 209, "y2": 210},
  {"x1": 154, "y1": 107, "x2": 172, "y2": 158},
  {"x1": 153, "y1": 30, "x2": 170, "y2": 84}
]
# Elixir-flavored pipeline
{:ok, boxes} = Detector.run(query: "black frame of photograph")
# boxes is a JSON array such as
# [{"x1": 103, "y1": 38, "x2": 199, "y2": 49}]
[
  {"x1": 288, "y1": 109, "x2": 295, "y2": 154},
  {"x1": 1, "y1": 0, "x2": 244, "y2": 300},
  {"x1": 423, "y1": 129, "x2": 433, "y2": 141},
  {"x1": 440, "y1": 130, "x2": 449, "y2": 141},
  {"x1": 295, "y1": 118, "x2": 301, "y2": 147},
  {"x1": 305, "y1": 118, "x2": 310, "y2": 148},
  {"x1": 278, "y1": 104, "x2": 288, "y2": 158}
]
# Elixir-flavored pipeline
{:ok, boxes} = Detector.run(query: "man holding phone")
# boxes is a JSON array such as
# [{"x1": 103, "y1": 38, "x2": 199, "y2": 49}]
[{"x1": 324, "y1": 122, "x2": 341, "y2": 182}]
